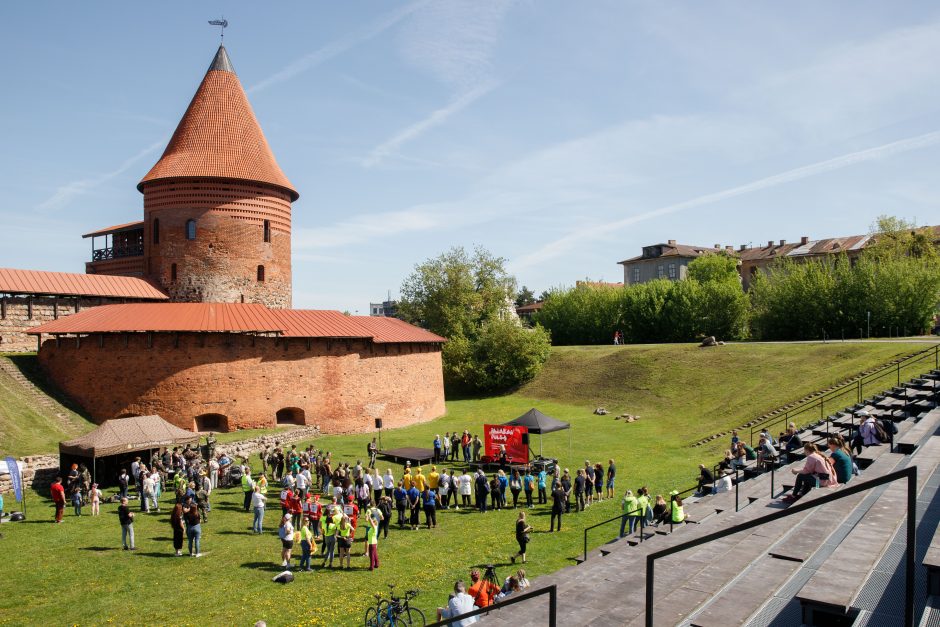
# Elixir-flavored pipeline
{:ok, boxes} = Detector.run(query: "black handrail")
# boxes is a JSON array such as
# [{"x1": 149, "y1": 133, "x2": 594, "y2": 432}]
[
  {"x1": 583, "y1": 506, "x2": 646, "y2": 561},
  {"x1": 749, "y1": 344, "x2": 939, "y2": 448},
  {"x1": 425, "y1": 583, "x2": 557, "y2": 627},
  {"x1": 644, "y1": 467, "x2": 917, "y2": 627}
]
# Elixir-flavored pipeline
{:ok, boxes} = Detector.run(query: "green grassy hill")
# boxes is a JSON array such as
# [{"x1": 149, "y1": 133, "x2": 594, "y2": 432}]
[
  {"x1": 0, "y1": 354, "x2": 95, "y2": 456},
  {"x1": 0, "y1": 341, "x2": 935, "y2": 626}
]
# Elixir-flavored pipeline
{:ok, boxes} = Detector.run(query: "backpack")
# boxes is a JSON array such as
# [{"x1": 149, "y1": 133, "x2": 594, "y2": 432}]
[
  {"x1": 882, "y1": 418, "x2": 898, "y2": 435},
  {"x1": 873, "y1": 421, "x2": 889, "y2": 443}
]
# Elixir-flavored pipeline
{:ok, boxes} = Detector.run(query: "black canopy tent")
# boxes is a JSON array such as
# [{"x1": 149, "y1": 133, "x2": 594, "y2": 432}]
[
  {"x1": 503, "y1": 408, "x2": 571, "y2": 457},
  {"x1": 59, "y1": 415, "x2": 199, "y2": 486}
]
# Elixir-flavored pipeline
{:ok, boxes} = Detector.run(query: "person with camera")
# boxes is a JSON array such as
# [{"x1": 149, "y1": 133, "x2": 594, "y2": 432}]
[{"x1": 468, "y1": 567, "x2": 500, "y2": 609}]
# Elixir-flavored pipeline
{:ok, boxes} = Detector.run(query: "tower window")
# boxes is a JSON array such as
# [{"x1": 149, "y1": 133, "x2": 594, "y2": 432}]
[
  {"x1": 263, "y1": 219, "x2": 271, "y2": 243},
  {"x1": 185, "y1": 219, "x2": 196, "y2": 240},
  {"x1": 257, "y1": 265, "x2": 265, "y2": 282},
  {"x1": 153, "y1": 218, "x2": 160, "y2": 244},
  {"x1": 171, "y1": 263, "x2": 177, "y2": 282}
]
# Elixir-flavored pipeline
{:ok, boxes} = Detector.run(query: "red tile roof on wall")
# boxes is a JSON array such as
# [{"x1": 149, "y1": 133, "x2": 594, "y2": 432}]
[
  {"x1": 28, "y1": 303, "x2": 283, "y2": 334},
  {"x1": 619, "y1": 243, "x2": 721, "y2": 264},
  {"x1": 28, "y1": 303, "x2": 446, "y2": 344},
  {"x1": 81, "y1": 221, "x2": 144, "y2": 239},
  {"x1": 351, "y1": 316, "x2": 447, "y2": 344},
  {"x1": 271, "y1": 310, "x2": 372, "y2": 339},
  {"x1": 0, "y1": 268, "x2": 168, "y2": 300},
  {"x1": 138, "y1": 46, "x2": 298, "y2": 201}
]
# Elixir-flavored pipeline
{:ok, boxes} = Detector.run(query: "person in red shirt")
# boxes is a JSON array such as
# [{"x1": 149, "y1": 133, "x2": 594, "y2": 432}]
[
  {"x1": 288, "y1": 489, "x2": 303, "y2": 529},
  {"x1": 310, "y1": 494, "x2": 322, "y2": 539},
  {"x1": 50, "y1": 476, "x2": 66, "y2": 523},
  {"x1": 344, "y1": 494, "x2": 359, "y2": 542}
]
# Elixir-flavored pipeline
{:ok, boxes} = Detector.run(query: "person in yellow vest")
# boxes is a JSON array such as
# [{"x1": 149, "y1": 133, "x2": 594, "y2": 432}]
[
  {"x1": 402, "y1": 468, "x2": 412, "y2": 491},
  {"x1": 321, "y1": 507, "x2": 338, "y2": 568},
  {"x1": 413, "y1": 467, "x2": 427, "y2": 492},
  {"x1": 620, "y1": 490, "x2": 640, "y2": 537},
  {"x1": 428, "y1": 466, "x2": 440, "y2": 492},
  {"x1": 670, "y1": 489, "x2": 686, "y2": 525},
  {"x1": 366, "y1": 515, "x2": 380, "y2": 571},
  {"x1": 636, "y1": 487, "x2": 651, "y2": 528},
  {"x1": 298, "y1": 518, "x2": 315, "y2": 572},
  {"x1": 337, "y1": 515, "x2": 353, "y2": 569},
  {"x1": 241, "y1": 472, "x2": 255, "y2": 511}
]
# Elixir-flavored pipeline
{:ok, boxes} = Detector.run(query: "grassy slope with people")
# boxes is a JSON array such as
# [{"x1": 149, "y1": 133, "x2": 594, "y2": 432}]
[{"x1": 0, "y1": 341, "x2": 934, "y2": 626}]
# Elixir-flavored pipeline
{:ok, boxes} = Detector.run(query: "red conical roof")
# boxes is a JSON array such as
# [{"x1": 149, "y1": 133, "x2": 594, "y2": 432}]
[{"x1": 138, "y1": 46, "x2": 298, "y2": 200}]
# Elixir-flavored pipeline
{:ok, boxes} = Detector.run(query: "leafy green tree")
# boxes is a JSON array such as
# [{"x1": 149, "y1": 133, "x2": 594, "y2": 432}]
[
  {"x1": 399, "y1": 246, "x2": 515, "y2": 340},
  {"x1": 515, "y1": 285, "x2": 536, "y2": 308},
  {"x1": 867, "y1": 215, "x2": 938, "y2": 261},
  {"x1": 399, "y1": 246, "x2": 551, "y2": 393},
  {"x1": 687, "y1": 251, "x2": 740, "y2": 284},
  {"x1": 472, "y1": 319, "x2": 552, "y2": 391}
]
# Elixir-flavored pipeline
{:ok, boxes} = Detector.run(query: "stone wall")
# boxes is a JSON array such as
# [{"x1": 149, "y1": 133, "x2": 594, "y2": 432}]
[
  {"x1": 213, "y1": 425, "x2": 321, "y2": 462},
  {"x1": 37, "y1": 333, "x2": 445, "y2": 434},
  {"x1": 0, "y1": 296, "x2": 132, "y2": 353},
  {"x1": 0, "y1": 454, "x2": 60, "y2": 496}
]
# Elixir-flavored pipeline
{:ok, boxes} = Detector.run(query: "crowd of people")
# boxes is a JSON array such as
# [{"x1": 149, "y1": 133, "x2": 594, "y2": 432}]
[{"x1": 694, "y1": 409, "x2": 891, "y2": 504}]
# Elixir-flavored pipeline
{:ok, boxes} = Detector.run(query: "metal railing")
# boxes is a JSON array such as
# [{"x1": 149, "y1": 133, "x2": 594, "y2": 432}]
[
  {"x1": 583, "y1": 506, "x2": 646, "y2": 562},
  {"x1": 749, "y1": 344, "x2": 939, "y2": 448},
  {"x1": 425, "y1": 584, "x2": 557, "y2": 627},
  {"x1": 644, "y1": 467, "x2": 917, "y2": 627}
]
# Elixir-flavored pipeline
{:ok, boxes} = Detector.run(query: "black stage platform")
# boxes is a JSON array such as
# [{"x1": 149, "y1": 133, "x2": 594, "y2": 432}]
[{"x1": 377, "y1": 447, "x2": 436, "y2": 465}]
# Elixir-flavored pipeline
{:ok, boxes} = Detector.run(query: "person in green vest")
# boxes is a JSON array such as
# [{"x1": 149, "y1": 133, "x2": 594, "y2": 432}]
[
  {"x1": 336, "y1": 516, "x2": 353, "y2": 569},
  {"x1": 619, "y1": 490, "x2": 640, "y2": 537},
  {"x1": 321, "y1": 509, "x2": 338, "y2": 568},
  {"x1": 241, "y1": 472, "x2": 255, "y2": 512},
  {"x1": 636, "y1": 487, "x2": 651, "y2": 529},
  {"x1": 670, "y1": 489, "x2": 686, "y2": 525},
  {"x1": 366, "y1": 515, "x2": 380, "y2": 571},
  {"x1": 298, "y1": 518, "x2": 314, "y2": 572}
]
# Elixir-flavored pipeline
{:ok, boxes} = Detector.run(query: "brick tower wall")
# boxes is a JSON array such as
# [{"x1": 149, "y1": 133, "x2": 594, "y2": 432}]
[
  {"x1": 143, "y1": 178, "x2": 292, "y2": 308},
  {"x1": 37, "y1": 333, "x2": 445, "y2": 434}
]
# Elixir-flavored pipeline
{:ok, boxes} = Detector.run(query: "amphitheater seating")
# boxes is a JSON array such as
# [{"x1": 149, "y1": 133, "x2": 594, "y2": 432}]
[
  {"x1": 477, "y1": 374, "x2": 940, "y2": 627},
  {"x1": 925, "y1": 525, "x2": 940, "y2": 596},
  {"x1": 795, "y1": 436, "x2": 940, "y2": 623}
]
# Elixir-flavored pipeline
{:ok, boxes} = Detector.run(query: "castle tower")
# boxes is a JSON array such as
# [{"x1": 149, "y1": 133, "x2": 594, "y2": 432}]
[{"x1": 138, "y1": 46, "x2": 298, "y2": 308}]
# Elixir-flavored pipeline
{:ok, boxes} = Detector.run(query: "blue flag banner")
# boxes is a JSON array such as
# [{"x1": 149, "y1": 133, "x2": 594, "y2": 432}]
[{"x1": 4, "y1": 456, "x2": 23, "y2": 502}]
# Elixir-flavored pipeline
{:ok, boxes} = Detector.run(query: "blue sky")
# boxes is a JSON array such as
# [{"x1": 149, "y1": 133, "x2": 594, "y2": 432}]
[{"x1": 2, "y1": 1, "x2": 939, "y2": 311}]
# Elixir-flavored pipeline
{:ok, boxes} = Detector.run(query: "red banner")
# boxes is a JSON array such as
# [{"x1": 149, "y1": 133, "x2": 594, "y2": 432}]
[{"x1": 483, "y1": 424, "x2": 528, "y2": 462}]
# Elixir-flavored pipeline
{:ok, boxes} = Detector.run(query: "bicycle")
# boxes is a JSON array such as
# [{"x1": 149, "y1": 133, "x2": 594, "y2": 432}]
[{"x1": 365, "y1": 584, "x2": 425, "y2": 626}]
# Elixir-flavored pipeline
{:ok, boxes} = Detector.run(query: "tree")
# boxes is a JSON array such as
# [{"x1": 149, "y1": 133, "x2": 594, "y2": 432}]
[
  {"x1": 538, "y1": 290, "x2": 552, "y2": 303},
  {"x1": 687, "y1": 252, "x2": 741, "y2": 284},
  {"x1": 399, "y1": 246, "x2": 551, "y2": 393},
  {"x1": 515, "y1": 285, "x2": 536, "y2": 308},
  {"x1": 398, "y1": 246, "x2": 516, "y2": 340},
  {"x1": 867, "y1": 215, "x2": 938, "y2": 261}
]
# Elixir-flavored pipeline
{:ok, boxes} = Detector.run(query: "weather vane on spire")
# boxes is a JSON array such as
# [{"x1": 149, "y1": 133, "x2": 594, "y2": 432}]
[{"x1": 208, "y1": 18, "x2": 228, "y2": 43}]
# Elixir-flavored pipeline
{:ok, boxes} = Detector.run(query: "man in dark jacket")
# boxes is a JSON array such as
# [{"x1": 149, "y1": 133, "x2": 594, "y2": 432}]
[{"x1": 117, "y1": 497, "x2": 136, "y2": 550}]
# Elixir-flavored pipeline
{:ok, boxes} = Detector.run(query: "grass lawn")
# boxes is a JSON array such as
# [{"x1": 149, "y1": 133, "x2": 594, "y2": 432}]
[{"x1": 0, "y1": 341, "x2": 934, "y2": 626}]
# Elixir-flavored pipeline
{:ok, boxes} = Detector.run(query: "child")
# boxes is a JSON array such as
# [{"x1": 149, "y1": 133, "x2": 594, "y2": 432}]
[
  {"x1": 90, "y1": 483, "x2": 102, "y2": 516},
  {"x1": 71, "y1": 487, "x2": 83, "y2": 516}
]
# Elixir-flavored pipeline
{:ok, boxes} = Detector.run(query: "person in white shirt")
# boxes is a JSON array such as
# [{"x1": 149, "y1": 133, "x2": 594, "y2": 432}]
[
  {"x1": 459, "y1": 472, "x2": 473, "y2": 508},
  {"x1": 715, "y1": 470, "x2": 733, "y2": 494},
  {"x1": 295, "y1": 472, "x2": 308, "y2": 500},
  {"x1": 383, "y1": 469, "x2": 395, "y2": 498},
  {"x1": 208, "y1": 458, "x2": 220, "y2": 489},
  {"x1": 437, "y1": 580, "x2": 479, "y2": 626}
]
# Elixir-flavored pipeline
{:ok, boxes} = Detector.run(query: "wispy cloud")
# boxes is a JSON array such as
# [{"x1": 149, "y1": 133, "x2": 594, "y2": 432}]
[
  {"x1": 511, "y1": 130, "x2": 940, "y2": 270},
  {"x1": 248, "y1": 0, "x2": 430, "y2": 94},
  {"x1": 37, "y1": 140, "x2": 165, "y2": 212},
  {"x1": 362, "y1": 78, "x2": 499, "y2": 167},
  {"x1": 363, "y1": 0, "x2": 514, "y2": 166}
]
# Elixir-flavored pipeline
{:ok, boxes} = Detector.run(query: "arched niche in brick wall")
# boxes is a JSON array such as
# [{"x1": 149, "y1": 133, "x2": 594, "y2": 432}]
[
  {"x1": 194, "y1": 413, "x2": 229, "y2": 433},
  {"x1": 275, "y1": 407, "x2": 305, "y2": 426}
]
